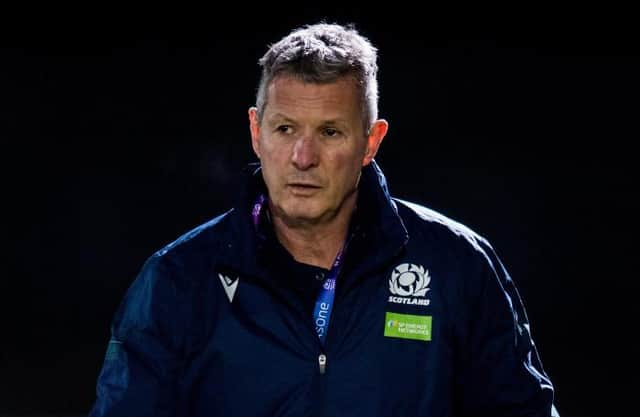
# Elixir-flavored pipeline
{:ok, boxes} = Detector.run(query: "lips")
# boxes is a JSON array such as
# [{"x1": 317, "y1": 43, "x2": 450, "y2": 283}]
[
  {"x1": 288, "y1": 183, "x2": 321, "y2": 188},
  {"x1": 286, "y1": 183, "x2": 322, "y2": 195}
]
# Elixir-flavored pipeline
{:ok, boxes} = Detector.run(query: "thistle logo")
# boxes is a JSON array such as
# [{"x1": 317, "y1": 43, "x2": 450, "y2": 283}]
[{"x1": 388, "y1": 263, "x2": 431, "y2": 306}]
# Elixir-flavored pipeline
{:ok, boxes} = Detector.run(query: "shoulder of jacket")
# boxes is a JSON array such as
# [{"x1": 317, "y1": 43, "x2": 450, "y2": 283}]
[
  {"x1": 133, "y1": 208, "x2": 237, "y2": 286},
  {"x1": 393, "y1": 198, "x2": 492, "y2": 254},
  {"x1": 154, "y1": 208, "x2": 234, "y2": 257}
]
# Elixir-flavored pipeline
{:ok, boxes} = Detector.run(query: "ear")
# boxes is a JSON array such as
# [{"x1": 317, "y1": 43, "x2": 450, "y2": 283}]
[
  {"x1": 248, "y1": 107, "x2": 261, "y2": 159},
  {"x1": 362, "y1": 119, "x2": 389, "y2": 166}
]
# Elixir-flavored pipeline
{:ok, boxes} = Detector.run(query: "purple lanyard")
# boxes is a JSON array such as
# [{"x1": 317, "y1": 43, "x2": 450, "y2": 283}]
[{"x1": 252, "y1": 194, "x2": 347, "y2": 345}]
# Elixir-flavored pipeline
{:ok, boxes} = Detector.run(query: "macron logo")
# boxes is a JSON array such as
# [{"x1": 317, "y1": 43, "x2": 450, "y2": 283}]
[{"x1": 218, "y1": 273, "x2": 239, "y2": 303}]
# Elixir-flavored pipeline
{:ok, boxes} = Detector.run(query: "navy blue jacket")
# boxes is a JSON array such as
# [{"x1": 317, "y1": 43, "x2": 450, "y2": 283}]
[{"x1": 89, "y1": 161, "x2": 556, "y2": 417}]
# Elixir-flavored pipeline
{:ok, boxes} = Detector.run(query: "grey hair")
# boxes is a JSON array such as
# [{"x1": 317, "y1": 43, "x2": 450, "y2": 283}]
[{"x1": 255, "y1": 23, "x2": 379, "y2": 132}]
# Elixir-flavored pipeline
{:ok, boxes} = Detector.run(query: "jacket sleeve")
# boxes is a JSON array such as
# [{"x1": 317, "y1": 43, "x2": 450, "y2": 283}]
[
  {"x1": 455, "y1": 238, "x2": 560, "y2": 417},
  {"x1": 88, "y1": 253, "x2": 188, "y2": 417}
]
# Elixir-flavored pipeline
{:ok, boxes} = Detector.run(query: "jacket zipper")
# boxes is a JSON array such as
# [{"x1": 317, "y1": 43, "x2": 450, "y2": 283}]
[{"x1": 318, "y1": 353, "x2": 327, "y2": 374}]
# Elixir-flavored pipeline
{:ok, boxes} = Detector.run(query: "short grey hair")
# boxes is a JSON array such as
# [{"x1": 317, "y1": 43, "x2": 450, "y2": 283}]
[{"x1": 255, "y1": 23, "x2": 379, "y2": 132}]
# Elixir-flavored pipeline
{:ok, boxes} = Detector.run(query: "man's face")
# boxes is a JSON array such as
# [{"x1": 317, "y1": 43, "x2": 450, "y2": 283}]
[{"x1": 249, "y1": 75, "x2": 387, "y2": 226}]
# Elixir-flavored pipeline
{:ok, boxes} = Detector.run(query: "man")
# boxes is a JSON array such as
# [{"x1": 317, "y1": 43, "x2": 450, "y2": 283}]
[{"x1": 89, "y1": 23, "x2": 559, "y2": 416}]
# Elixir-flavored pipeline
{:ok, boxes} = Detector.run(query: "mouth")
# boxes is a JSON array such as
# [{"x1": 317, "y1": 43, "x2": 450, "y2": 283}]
[
  {"x1": 287, "y1": 183, "x2": 322, "y2": 195},
  {"x1": 288, "y1": 182, "x2": 321, "y2": 188}
]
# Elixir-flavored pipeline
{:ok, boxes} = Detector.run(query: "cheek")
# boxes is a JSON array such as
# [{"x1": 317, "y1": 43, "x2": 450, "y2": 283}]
[
  {"x1": 262, "y1": 139, "x2": 292, "y2": 162},
  {"x1": 330, "y1": 155, "x2": 364, "y2": 187},
  {"x1": 261, "y1": 153, "x2": 288, "y2": 190},
  {"x1": 258, "y1": 146, "x2": 281, "y2": 171}
]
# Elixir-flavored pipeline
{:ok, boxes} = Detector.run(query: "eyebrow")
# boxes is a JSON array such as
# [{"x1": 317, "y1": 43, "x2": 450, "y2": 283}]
[
  {"x1": 267, "y1": 113, "x2": 349, "y2": 126},
  {"x1": 267, "y1": 113, "x2": 296, "y2": 124}
]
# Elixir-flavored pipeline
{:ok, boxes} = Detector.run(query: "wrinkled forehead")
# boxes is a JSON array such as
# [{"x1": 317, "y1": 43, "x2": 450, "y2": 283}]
[{"x1": 263, "y1": 75, "x2": 363, "y2": 122}]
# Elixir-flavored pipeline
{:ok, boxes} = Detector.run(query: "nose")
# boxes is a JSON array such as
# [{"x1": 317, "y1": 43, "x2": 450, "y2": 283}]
[{"x1": 291, "y1": 134, "x2": 319, "y2": 170}]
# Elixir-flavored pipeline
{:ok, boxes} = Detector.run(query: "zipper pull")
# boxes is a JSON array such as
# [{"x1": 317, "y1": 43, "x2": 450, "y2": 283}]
[{"x1": 318, "y1": 353, "x2": 327, "y2": 374}]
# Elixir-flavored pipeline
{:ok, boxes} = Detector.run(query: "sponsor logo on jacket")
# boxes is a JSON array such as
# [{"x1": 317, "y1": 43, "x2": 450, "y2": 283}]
[{"x1": 388, "y1": 263, "x2": 431, "y2": 306}]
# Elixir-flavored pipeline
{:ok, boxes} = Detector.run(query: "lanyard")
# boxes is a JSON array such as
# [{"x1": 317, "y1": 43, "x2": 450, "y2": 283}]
[
  {"x1": 311, "y1": 243, "x2": 346, "y2": 345},
  {"x1": 252, "y1": 194, "x2": 348, "y2": 345}
]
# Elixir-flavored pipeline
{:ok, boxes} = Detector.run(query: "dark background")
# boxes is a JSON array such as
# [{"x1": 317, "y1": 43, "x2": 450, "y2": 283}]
[{"x1": 2, "y1": 8, "x2": 638, "y2": 417}]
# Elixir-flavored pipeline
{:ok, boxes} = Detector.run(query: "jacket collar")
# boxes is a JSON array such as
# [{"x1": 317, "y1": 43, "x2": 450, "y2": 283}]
[{"x1": 220, "y1": 160, "x2": 409, "y2": 278}]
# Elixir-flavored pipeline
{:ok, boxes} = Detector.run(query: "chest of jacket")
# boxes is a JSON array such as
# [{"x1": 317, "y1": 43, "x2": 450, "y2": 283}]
[{"x1": 178, "y1": 242, "x2": 461, "y2": 417}]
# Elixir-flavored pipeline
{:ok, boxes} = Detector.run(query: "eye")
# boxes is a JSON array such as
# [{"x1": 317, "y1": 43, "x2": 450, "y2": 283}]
[
  {"x1": 323, "y1": 127, "x2": 341, "y2": 137},
  {"x1": 276, "y1": 125, "x2": 293, "y2": 134}
]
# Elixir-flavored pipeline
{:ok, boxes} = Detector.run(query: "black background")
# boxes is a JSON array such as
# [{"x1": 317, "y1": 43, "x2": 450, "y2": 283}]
[{"x1": 2, "y1": 7, "x2": 638, "y2": 417}]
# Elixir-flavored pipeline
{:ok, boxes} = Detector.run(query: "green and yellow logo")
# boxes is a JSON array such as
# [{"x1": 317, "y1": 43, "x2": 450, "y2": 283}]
[{"x1": 384, "y1": 312, "x2": 432, "y2": 341}]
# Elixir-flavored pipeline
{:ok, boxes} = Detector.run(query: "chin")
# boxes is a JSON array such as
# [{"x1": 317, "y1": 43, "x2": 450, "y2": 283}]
[
  {"x1": 284, "y1": 206, "x2": 324, "y2": 222},
  {"x1": 279, "y1": 201, "x2": 326, "y2": 224}
]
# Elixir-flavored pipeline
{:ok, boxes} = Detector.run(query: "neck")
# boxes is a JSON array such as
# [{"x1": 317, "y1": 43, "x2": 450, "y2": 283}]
[{"x1": 269, "y1": 195, "x2": 356, "y2": 270}]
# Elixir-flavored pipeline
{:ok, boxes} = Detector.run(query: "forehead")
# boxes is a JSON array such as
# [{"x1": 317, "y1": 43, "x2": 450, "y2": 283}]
[{"x1": 264, "y1": 75, "x2": 361, "y2": 121}]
